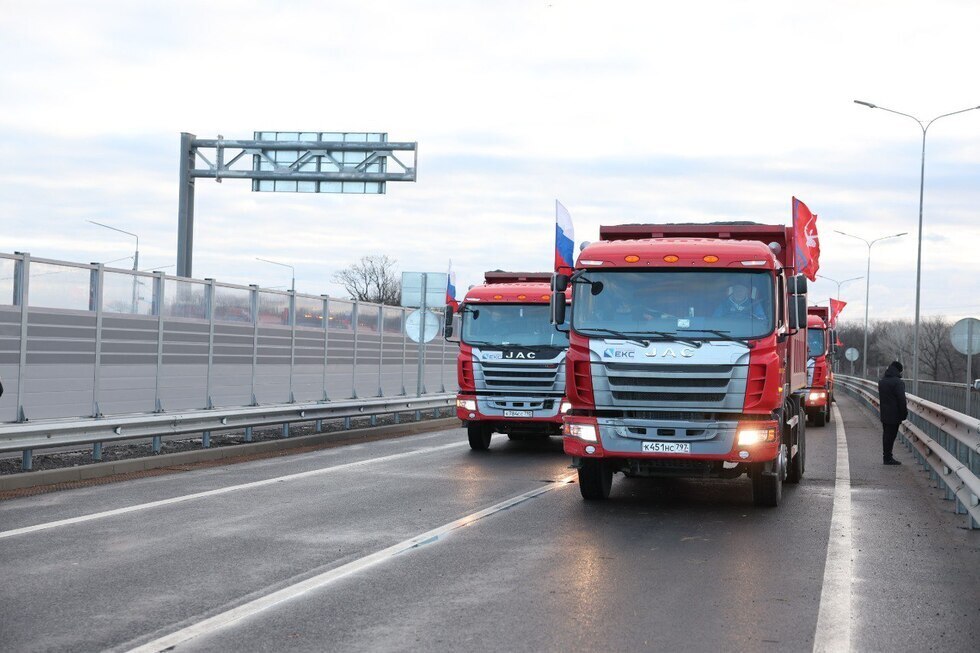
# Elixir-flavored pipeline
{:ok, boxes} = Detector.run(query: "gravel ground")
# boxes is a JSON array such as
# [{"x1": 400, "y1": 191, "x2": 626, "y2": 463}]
[{"x1": 0, "y1": 411, "x2": 451, "y2": 476}]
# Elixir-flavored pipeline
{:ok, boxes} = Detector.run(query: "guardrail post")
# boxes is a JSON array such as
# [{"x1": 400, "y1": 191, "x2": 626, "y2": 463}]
[
  {"x1": 92, "y1": 442, "x2": 102, "y2": 462},
  {"x1": 321, "y1": 295, "x2": 330, "y2": 401},
  {"x1": 90, "y1": 264, "x2": 104, "y2": 417},
  {"x1": 22, "y1": 449, "x2": 32, "y2": 471},
  {"x1": 282, "y1": 422, "x2": 289, "y2": 438},
  {"x1": 153, "y1": 272, "x2": 165, "y2": 412},
  {"x1": 205, "y1": 279, "x2": 215, "y2": 409},
  {"x1": 351, "y1": 300, "x2": 359, "y2": 399},
  {"x1": 371, "y1": 414, "x2": 378, "y2": 426},
  {"x1": 202, "y1": 431, "x2": 211, "y2": 448},
  {"x1": 377, "y1": 305, "x2": 384, "y2": 397},
  {"x1": 244, "y1": 426, "x2": 253, "y2": 442},
  {"x1": 249, "y1": 285, "x2": 259, "y2": 406},
  {"x1": 315, "y1": 419, "x2": 323, "y2": 432},
  {"x1": 343, "y1": 416, "x2": 351, "y2": 430},
  {"x1": 14, "y1": 252, "x2": 30, "y2": 423},
  {"x1": 288, "y1": 290, "x2": 296, "y2": 404},
  {"x1": 152, "y1": 436, "x2": 162, "y2": 454}
]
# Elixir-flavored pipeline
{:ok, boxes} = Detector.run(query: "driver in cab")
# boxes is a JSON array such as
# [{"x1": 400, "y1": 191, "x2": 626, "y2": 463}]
[{"x1": 713, "y1": 283, "x2": 767, "y2": 321}]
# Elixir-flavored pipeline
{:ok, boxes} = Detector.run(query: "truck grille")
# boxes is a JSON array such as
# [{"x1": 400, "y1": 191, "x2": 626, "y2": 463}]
[
  {"x1": 474, "y1": 358, "x2": 565, "y2": 395},
  {"x1": 592, "y1": 361, "x2": 747, "y2": 411}
]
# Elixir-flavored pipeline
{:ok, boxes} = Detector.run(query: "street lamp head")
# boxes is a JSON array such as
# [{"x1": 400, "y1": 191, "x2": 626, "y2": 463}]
[{"x1": 854, "y1": 100, "x2": 877, "y2": 109}]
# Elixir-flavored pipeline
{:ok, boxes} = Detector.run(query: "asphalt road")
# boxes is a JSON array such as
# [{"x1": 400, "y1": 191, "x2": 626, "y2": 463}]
[{"x1": 0, "y1": 394, "x2": 977, "y2": 652}]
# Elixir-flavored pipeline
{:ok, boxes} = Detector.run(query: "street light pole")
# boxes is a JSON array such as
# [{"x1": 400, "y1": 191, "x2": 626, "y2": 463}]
[
  {"x1": 256, "y1": 257, "x2": 295, "y2": 292},
  {"x1": 834, "y1": 231, "x2": 906, "y2": 377},
  {"x1": 88, "y1": 220, "x2": 140, "y2": 311},
  {"x1": 816, "y1": 274, "x2": 864, "y2": 304},
  {"x1": 853, "y1": 100, "x2": 980, "y2": 392}
]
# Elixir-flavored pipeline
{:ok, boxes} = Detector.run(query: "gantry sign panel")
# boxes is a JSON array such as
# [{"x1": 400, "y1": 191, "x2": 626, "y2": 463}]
[{"x1": 251, "y1": 132, "x2": 395, "y2": 194}]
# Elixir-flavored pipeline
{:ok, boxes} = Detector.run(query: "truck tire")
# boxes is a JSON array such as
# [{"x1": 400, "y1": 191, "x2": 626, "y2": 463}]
[
  {"x1": 467, "y1": 424, "x2": 492, "y2": 451},
  {"x1": 578, "y1": 460, "x2": 613, "y2": 500},
  {"x1": 813, "y1": 410, "x2": 826, "y2": 427},
  {"x1": 825, "y1": 402, "x2": 833, "y2": 423},
  {"x1": 752, "y1": 445, "x2": 785, "y2": 506},
  {"x1": 787, "y1": 417, "x2": 805, "y2": 484}
]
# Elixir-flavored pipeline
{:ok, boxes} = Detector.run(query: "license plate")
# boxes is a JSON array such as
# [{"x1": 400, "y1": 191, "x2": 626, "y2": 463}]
[
  {"x1": 504, "y1": 410, "x2": 533, "y2": 418},
  {"x1": 642, "y1": 441, "x2": 691, "y2": 454}
]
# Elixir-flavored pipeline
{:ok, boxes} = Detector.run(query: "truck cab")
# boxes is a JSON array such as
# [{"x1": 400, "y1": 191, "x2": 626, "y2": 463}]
[
  {"x1": 804, "y1": 306, "x2": 834, "y2": 427},
  {"x1": 449, "y1": 272, "x2": 571, "y2": 451},
  {"x1": 552, "y1": 223, "x2": 810, "y2": 506}
]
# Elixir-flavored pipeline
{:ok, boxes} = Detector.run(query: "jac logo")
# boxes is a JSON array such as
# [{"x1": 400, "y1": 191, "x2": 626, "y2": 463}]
[
  {"x1": 645, "y1": 347, "x2": 696, "y2": 358},
  {"x1": 503, "y1": 351, "x2": 536, "y2": 359},
  {"x1": 603, "y1": 348, "x2": 635, "y2": 358}
]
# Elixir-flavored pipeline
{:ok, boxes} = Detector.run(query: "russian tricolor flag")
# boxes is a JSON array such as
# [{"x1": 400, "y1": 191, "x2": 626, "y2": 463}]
[
  {"x1": 555, "y1": 200, "x2": 575, "y2": 273},
  {"x1": 446, "y1": 259, "x2": 458, "y2": 311}
]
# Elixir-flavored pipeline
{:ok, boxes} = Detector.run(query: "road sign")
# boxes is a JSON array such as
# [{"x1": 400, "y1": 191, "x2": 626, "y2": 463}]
[
  {"x1": 844, "y1": 347, "x2": 860, "y2": 362},
  {"x1": 401, "y1": 272, "x2": 448, "y2": 309},
  {"x1": 405, "y1": 309, "x2": 439, "y2": 343},
  {"x1": 950, "y1": 317, "x2": 980, "y2": 414},
  {"x1": 950, "y1": 318, "x2": 980, "y2": 355}
]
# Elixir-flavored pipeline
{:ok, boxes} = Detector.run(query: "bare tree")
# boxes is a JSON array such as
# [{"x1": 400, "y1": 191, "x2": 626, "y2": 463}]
[{"x1": 332, "y1": 255, "x2": 401, "y2": 305}]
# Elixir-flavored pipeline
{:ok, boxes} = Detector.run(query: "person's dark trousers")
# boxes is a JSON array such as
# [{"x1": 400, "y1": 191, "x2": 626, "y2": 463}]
[{"x1": 882, "y1": 422, "x2": 900, "y2": 461}]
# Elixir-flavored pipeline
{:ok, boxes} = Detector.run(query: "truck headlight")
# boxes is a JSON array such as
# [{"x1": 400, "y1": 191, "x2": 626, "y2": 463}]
[
  {"x1": 560, "y1": 401, "x2": 572, "y2": 414},
  {"x1": 736, "y1": 424, "x2": 777, "y2": 446},
  {"x1": 456, "y1": 399, "x2": 476, "y2": 411},
  {"x1": 565, "y1": 423, "x2": 598, "y2": 442}
]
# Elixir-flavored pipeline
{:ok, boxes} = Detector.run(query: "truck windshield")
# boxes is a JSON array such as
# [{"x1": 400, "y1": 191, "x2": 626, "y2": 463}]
[
  {"x1": 461, "y1": 304, "x2": 569, "y2": 347},
  {"x1": 808, "y1": 328, "x2": 826, "y2": 357},
  {"x1": 572, "y1": 270, "x2": 774, "y2": 340}
]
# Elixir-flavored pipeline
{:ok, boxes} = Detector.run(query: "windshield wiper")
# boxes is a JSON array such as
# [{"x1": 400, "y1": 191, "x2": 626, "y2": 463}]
[
  {"x1": 678, "y1": 328, "x2": 754, "y2": 348},
  {"x1": 463, "y1": 339, "x2": 503, "y2": 348},
  {"x1": 577, "y1": 327, "x2": 650, "y2": 348}
]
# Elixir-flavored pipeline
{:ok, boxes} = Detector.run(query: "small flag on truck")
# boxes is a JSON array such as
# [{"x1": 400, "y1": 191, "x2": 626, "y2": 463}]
[
  {"x1": 792, "y1": 197, "x2": 820, "y2": 281},
  {"x1": 446, "y1": 259, "x2": 458, "y2": 311},
  {"x1": 555, "y1": 200, "x2": 575, "y2": 273}
]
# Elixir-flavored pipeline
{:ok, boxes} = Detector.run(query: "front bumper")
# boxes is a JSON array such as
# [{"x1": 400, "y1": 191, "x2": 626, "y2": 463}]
[
  {"x1": 456, "y1": 394, "x2": 566, "y2": 427},
  {"x1": 562, "y1": 415, "x2": 780, "y2": 464}
]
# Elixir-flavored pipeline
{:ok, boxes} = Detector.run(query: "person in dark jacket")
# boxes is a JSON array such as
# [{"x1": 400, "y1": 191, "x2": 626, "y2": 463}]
[{"x1": 878, "y1": 361, "x2": 908, "y2": 465}]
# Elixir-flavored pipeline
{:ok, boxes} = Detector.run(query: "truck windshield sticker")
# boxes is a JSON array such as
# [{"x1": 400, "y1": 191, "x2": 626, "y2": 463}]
[{"x1": 573, "y1": 270, "x2": 774, "y2": 340}]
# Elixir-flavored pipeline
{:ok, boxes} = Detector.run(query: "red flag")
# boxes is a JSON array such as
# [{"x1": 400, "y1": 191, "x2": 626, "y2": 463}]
[
  {"x1": 830, "y1": 298, "x2": 846, "y2": 326},
  {"x1": 792, "y1": 197, "x2": 820, "y2": 281}
]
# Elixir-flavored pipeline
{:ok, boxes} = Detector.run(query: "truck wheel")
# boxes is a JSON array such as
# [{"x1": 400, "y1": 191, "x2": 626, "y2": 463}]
[
  {"x1": 825, "y1": 402, "x2": 833, "y2": 423},
  {"x1": 813, "y1": 410, "x2": 826, "y2": 427},
  {"x1": 787, "y1": 418, "x2": 805, "y2": 484},
  {"x1": 578, "y1": 460, "x2": 613, "y2": 500},
  {"x1": 467, "y1": 424, "x2": 492, "y2": 451},
  {"x1": 752, "y1": 445, "x2": 785, "y2": 507}
]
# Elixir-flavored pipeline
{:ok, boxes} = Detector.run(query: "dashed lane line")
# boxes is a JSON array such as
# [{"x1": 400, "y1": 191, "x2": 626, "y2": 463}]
[
  {"x1": 0, "y1": 441, "x2": 466, "y2": 540},
  {"x1": 812, "y1": 404, "x2": 853, "y2": 652},
  {"x1": 124, "y1": 474, "x2": 577, "y2": 653}
]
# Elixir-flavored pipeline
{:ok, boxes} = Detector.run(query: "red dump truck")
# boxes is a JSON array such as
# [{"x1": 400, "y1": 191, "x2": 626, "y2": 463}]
[
  {"x1": 804, "y1": 306, "x2": 834, "y2": 426},
  {"x1": 551, "y1": 223, "x2": 810, "y2": 505},
  {"x1": 447, "y1": 272, "x2": 571, "y2": 451}
]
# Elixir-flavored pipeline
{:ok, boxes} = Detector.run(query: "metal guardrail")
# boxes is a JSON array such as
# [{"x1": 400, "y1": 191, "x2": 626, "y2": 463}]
[
  {"x1": 0, "y1": 393, "x2": 455, "y2": 471},
  {"x1": 837, "y1": 375, "x2": 980, "y2": 529}
]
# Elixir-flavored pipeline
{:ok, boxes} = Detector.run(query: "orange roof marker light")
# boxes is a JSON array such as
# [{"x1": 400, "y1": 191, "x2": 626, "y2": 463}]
[
  {"x1": 624, "y1": 255, "x2": 640, "y2": 263},
  {"x1": 663, "y1": 255, "x2": 679, "y2": 263},
  {"x1": 493, "y1": 294, "x2": 504, "y2": 300},
  {"x1": 517, "y1": 294, "x2": 527, "y2": 300},
  {"x1": 540, "y1": 294, "x2": 550, "y2": 300},
  {"x1": 703, "y1": 255, "x2": 719, "y2": 263}
]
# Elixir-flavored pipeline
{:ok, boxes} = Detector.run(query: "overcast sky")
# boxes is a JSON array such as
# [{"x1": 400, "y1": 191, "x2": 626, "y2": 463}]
[{"x1": 1, "y1": 0, "x2": 978, "y2": 323}]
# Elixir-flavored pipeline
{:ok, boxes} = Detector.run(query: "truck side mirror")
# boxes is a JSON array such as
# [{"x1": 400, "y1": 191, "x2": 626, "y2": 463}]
[
  {"x1": 787, "y1": 274, "x2": 808, "y2": 295},
  {"x1": 788, "y1": 295, "x2": 807, "y2": 331},
  {"x1": 552, "y1": 273, "x2": 569, "y2": 292},
  {"x1": 550, "y1": 292, "x2": 567, "y2": 326},
  {"x1": 443, "y1": 308, "x2": 454, "y2": 339}
]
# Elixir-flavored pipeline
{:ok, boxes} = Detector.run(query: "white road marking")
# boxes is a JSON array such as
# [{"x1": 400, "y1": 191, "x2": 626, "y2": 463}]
[
  {"x1": 812, "y1": 404, "x2": 853, "y2": 652},
  {"x1": 0, "y1": 441, "x2": 465, "y2": 540},
  {"x1": 125, "y1": 474, "x2": 577, "y2": 653}
]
